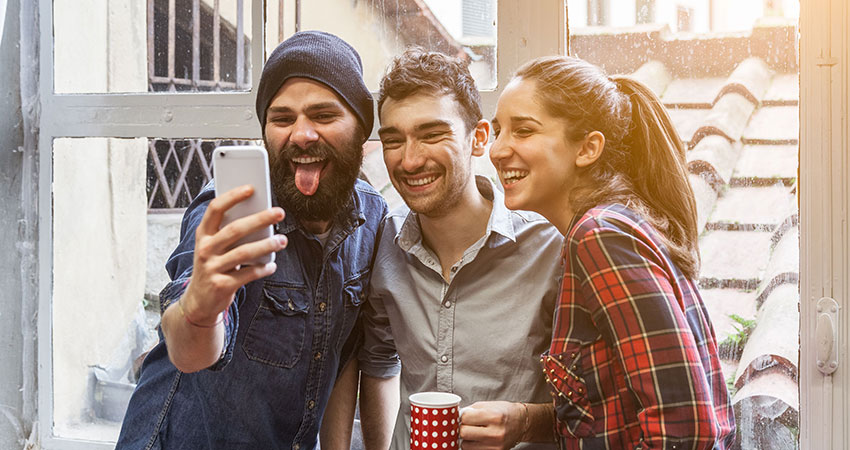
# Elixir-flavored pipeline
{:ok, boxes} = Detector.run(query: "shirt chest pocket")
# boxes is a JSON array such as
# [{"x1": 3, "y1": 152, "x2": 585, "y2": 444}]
[
  {"x1": 333, "y1": 273, "x2": 366, "y2": 347},
  {"x1": 242, "y1": 285, "x2": 310, "y2": 369}
]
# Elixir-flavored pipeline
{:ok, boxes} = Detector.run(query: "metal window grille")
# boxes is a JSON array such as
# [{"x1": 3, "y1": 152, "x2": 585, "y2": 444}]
[
  {"x1": 147, "y1": 138, "x2": 261, "y2": 212},
  {"x1": 147, "y1": 0, "x2": 250, "y2": 92},
  {"x1": 146, "y1": 0, "x2": 266, "y2": 212}
]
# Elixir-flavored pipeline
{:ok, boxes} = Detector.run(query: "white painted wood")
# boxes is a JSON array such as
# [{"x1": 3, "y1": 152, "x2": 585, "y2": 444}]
[
  {"x1": 800, "y1": 0, "x2": 850, "y2": 448},
  {"x1": 479, "y1": 0, "x2": 567, "y2": 118},
  {"x1": 35, "y1": 1, "x2": 266, "y2": 447}
]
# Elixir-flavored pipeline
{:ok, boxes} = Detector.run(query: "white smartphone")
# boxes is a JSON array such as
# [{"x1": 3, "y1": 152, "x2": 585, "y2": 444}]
[{"x1": 213, "y1": 145, "x2": 275, "y2": 265}]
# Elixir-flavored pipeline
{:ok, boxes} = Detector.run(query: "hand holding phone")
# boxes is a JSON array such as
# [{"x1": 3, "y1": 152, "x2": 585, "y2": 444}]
[{"x1": 213, "y1": 146, "x2": 276, "y2": 265}]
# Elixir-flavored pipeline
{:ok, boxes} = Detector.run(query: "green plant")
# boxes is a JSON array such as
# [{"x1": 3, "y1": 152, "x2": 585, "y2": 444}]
[
  {"x1": 718, "y1": 314, "x2": 757, "y2": 360},
  {"x1": 725, "y1": 373, "x2": 737, "y2": 398}
]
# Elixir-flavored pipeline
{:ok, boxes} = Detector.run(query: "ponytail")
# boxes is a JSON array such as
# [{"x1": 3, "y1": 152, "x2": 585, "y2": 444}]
[{"x1": 609, "y1": 76, "x2": 700, "y2": 279}]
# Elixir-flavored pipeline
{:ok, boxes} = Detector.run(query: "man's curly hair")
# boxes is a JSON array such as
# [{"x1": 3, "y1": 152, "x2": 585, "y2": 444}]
[{"x1": 378, "y1": 47, "x2": 482, "y2": 133}]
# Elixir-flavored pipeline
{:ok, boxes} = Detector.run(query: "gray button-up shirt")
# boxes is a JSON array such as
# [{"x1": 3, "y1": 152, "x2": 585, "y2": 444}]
[{"x1": 359, "y1": 177, "x2": 563, "y2": 450}]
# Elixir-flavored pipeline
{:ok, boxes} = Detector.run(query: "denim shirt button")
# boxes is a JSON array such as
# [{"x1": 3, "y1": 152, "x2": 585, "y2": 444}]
[
  {"x1": 318, "y1": 302, "x2": 327, "y2": 312},
  {"x1": 443, "y1": 300, "x2": 451, "y2": 308},
  {"x1": 440, "y1": 355, "x2": 449, "y2": 363},
  {"x1": 314, "y1": 352, "x2": 322, "y2": 361},
  {"x1": 307, "y1": 400, "x2": 315, "y2": 410}
]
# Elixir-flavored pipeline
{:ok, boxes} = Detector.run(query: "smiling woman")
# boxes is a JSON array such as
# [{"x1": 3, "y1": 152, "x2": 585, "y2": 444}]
[{"x1": 490, "y1": 55, "x2": 735, "y2": 449}]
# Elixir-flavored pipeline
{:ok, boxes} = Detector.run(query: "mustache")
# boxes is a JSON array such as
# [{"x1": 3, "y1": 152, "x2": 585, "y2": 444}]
[{"x1": 278, "y1": 141, "x2": 334, "y2": 161}]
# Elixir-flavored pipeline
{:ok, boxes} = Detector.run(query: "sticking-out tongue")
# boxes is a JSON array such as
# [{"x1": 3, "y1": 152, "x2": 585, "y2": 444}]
[{"x1": 294, "y1": 161, "x2": 324, "y2": 196}]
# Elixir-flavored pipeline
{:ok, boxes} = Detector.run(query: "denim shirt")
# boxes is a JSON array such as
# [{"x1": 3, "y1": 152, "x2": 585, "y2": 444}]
[{"x1": 117, "y1": 179, "x2": 387, "y2": 450}]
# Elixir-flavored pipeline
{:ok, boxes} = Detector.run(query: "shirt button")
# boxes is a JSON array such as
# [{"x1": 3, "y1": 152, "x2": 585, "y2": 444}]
[
  {"x1": 318, "y1": 302, "x2": 326, "y2": 312},
  {"x1": 294, "y1": 444, "x2": 300, "y2": 450},
  {"x1": 308, "y1": 400, "x2": 315, "y2": 410},
  {"x1": 443, "y1": 301, "x2": 451, "y2": 308},
  {"x1": 441, "y1": 355, "x2": 448, "y2": 363},
  {"x1": 314, "y1": 352, "x2": 322, "y2": 360}
]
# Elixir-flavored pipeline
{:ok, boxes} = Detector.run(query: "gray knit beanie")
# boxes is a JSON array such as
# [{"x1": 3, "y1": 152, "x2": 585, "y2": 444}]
[{"x1": 256, "y1": 31, "x2": 374, "y2": 138}]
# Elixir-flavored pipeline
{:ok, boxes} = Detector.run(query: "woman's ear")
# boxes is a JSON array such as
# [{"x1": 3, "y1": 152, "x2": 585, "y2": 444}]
[
  {"x1": 471, "y1": 120, "x2": 491, "y2": 157},
  {"x1": 575, "y1": 131, "x2": 605, "y2": 167}
]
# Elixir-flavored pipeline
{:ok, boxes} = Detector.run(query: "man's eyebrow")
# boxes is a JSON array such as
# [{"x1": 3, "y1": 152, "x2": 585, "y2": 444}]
[
  {"x1": 266, "y1": 102, "x2": 344, "y2": 115},
  {"x1": 304, "y1": 102, "x2": 345, "y2": 113},
  {"x1": 266, "y1": 105, "x2": 294, "y2": 115},
  {"x1": 414, "y1": 120, "x2": 453, "y2": 132},
  {"x1": 377, "y1": 126, "x2": 400, "y2": 137}
]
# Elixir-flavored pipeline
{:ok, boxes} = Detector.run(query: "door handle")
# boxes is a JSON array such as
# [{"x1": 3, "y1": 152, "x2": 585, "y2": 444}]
[{"x1": 816, "y1": 297, "x2": 839, "y2": 375}]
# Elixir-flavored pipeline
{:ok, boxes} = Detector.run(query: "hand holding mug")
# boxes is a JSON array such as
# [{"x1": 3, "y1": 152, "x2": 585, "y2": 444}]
[{"x1": 458, "y1": 401, "x2": 528, "y2": 450}]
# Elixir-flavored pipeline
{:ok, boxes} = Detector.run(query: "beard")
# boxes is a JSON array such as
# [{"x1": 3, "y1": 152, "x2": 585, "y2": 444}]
[{"x1": 268, "y1": 135, "x2": 364, "y2": 223}]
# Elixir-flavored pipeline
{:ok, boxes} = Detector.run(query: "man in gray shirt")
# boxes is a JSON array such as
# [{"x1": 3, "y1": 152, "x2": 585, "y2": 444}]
[{"x1": 358, "y1": 49, "x2": 563, "y2": 449}]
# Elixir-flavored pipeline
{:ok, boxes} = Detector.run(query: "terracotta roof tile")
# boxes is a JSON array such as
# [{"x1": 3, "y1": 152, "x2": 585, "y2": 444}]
[
  {"x1": 689, "y1": 173, "x2": 719, "y2": 232},
  {"x1": 743, "y1": 106, "x2": 799, "y2": 144},
  {"x1": 629, "y1": 60, "x2": 672, "y2": 97},
  {"x1": 763, "y1": 73, "x2": 799, "y2": 106},
  {"x1": 661, "y1": 77, "x2": 727, "y2": 108},
  {"x1": 715, "y1": 57, "x2": 773, "y2": 105},
  {"x1": 734, "y1": 282, "x2": 799, "y2": 387},
  {"x1": 692, "y1": 92, "x2": 757, "y2": 146},
  {"x1": 708, "y1": 186, "x2": 797, "y2": 228},
  {"x1": 755, "y1": 223, "x2": 799, "y2": 307},
  {"x1": 732, "y1": 145, "x2": 798, "y2": 181},
  {"x1": 688, "y1": 135, "x2": 741, "y2": 185},
  {"x1": 667, "y1": 108, "x2": 711, "y2": 145},
  {"x1": 731, "y1": 370, "x2": 798, "y2": 411},
  {"x1": 698, "y1": 230, "x2": 773, "y2": 284}
]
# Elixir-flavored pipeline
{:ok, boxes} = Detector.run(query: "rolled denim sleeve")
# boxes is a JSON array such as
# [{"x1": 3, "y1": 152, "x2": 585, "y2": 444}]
[
  {"x1": 358, "y1": 290, "x2": 401, "y2": 378},
  {"x1": 157, "y1": 182, "x2": 240, "y2": 372}
]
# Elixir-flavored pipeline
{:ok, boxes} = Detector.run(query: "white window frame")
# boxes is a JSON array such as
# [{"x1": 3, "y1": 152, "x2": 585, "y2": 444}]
[
  {"x1": 799, "y1": 0, "x2": 850, "y2": 448},
  {"x1": 34, "y1": 1, "x2": 566, "y2": 448}
]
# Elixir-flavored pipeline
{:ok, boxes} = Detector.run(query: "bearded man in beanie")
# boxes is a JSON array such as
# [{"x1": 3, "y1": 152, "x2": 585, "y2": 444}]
[{"x1": 116, "y1": 31, "x2": 387, "y2": 450}]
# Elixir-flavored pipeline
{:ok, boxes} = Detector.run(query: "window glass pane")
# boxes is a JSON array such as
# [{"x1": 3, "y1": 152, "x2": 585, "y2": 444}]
[
  {"x1": 51, "y1": 137, "x2": 258, "y2": 441},
  {"x1": 53, "y1": 0, "x2": 253, "y2": 94},
  {"x1": 266, "y1": 0, "x2": 497, "y2": 91},
  {"x1": 568, "y1": 2, "x2": 800, "y2": 448}
]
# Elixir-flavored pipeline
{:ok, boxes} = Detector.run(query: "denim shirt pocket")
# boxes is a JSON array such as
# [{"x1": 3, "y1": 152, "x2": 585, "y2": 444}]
[
  {"x1": 242, "y1": 283, "x2": 310, "y2": 369},
  {"x1": 336, "y1": 272, "x2": 368, "y2": 349},
  {"x1": 542, "y1": 345, "x2": 595, "y2": 438},
  {"x1": 343, "y1": 273, "x2": 368, "y2": 307}
]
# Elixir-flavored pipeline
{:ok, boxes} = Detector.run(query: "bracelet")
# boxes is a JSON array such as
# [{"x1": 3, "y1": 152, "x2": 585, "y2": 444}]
[
  {"x1": 516, "y1": 402, "x2": 531, "y2": 445},
  {"x1": 177, "y1": 298, "x2": 223, "y2": 328}
]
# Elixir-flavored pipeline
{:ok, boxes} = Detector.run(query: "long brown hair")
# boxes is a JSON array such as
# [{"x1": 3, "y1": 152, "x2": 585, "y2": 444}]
[{"x1": 514, "y1": 56, "x2": 700, "y2": 279}]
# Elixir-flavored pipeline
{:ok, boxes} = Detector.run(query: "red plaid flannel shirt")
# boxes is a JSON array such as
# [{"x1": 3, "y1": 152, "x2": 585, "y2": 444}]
[{"x1": 542, "y1": 204, "x2": 735, "y2": 449}]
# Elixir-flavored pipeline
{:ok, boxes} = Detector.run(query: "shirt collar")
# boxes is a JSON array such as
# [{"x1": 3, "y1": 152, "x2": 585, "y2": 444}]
[{"x1": 395, "y1": 176, "x2": 516, "y2": 253}]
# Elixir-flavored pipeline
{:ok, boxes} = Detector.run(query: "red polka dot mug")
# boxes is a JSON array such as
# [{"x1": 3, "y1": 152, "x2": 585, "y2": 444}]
[{"x1": 409, "y1": 392, "x2": 462, "y2": 450}]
